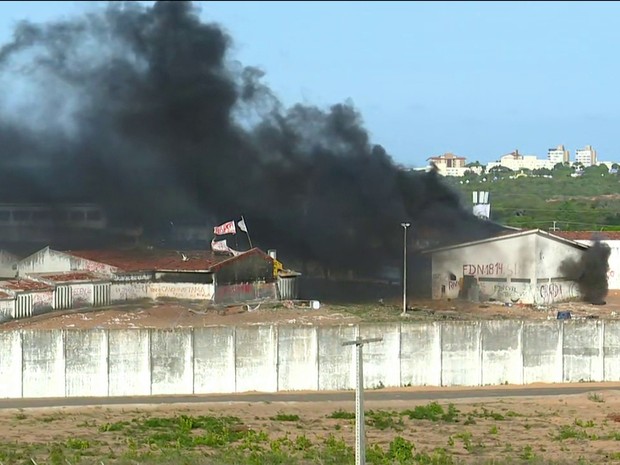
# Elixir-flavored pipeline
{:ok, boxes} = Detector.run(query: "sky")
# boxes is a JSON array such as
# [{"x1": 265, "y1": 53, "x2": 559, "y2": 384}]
[{"x1": 0, "y1": 1, "x2": 619, "y2": 167}]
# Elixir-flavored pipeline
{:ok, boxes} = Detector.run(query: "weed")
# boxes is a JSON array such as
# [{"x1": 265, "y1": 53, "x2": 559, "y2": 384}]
[
  {"x1": 327, "y1": 409, "x2": 355, "y2": 420},
  {"x1": 554, "y1": 425, "x2": 591, "y2": 441},
  {"x1": 365, "y1": 410, "x2": 404, "y2": 431},
  {"x1": 588, "y1": 393, "x2": 605, "y2": 403},
  {"x1": 402, "y1": 402, "x2": 459, "y2": 422},
  {"x1": 520, "y1": 444, "x2": 537, "y2": 461},
  {"x1": 574, "y1": 418, "x2": 595, "y2": 428},
  {"x1": 14, "y1": 413, "x2": 26, "y2": 421},
  {"x1": 270, "y1": 413, "x2": 300, "y2": 422},
  {"x1": 65, "y1": 438, "x2": 90, "y2": 450},
  {"x1": 489, "y1": 425, "x2": 499, "y2": 435}
]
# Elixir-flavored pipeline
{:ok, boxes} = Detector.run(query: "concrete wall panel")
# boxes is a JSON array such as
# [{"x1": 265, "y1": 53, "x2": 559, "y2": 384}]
[
  {"x1": 441, "y1": 322, "x2": 481, "y2": 386},
  {"x1": 193, "y1": 326, "x2": 235, "y2": 394},
  {"x1": 0, "y1": 299, "x2": 15, "y2": 323},
  {"x1": 481, "y1": 320, "x2": 523, "y2": 385},
  {"x1": 359, "y1": 323, "x2": 401, "y2": 388},
  {"x1": 235, "y1": 325, "x2": 277, "y2": 393},
  {"x1": 400, "y1": 322, "x2": 441, "y2": 387},
  {"x1": 523, "y1": 321, "x2": 562, "y2": 383},
  {"x1": 150, "y1": 329, "x2": 193, "y2": 395},
  {"x1": 22, "y1": 330, "x2": 64, "y2": 398},
  {"x1": 0, "y1": 331, "x2": 21, "y2": 398},
  {"x1": 318, "y1": 325, "x2": 357, "y2": 391},
  {"x1": 604, "y1": 320, "x2": 620, "y2": 381},
  {"x1": 110, "y1": 283, "x2": 149, "y2": 303},
  {"x1": 278, "y1": 326, "x2": 318, "y2": 391},
  {"x1": 563, "y1": 321, "x2": 604, "y2": 382},
  {"x1": 108, "y1": 329, "x2": 151, "y2": 396},
  {"x1": 64, "y1": 330, "x2": 108, "y2": 397},
  {"x1": 71, "y1": 284, "x2": 94, "y2": 307}
]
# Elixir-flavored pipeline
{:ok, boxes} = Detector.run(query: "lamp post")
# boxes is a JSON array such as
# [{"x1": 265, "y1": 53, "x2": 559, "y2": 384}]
[{"x1": 400, "y1": 222, "x2": 411, "y2": 316}]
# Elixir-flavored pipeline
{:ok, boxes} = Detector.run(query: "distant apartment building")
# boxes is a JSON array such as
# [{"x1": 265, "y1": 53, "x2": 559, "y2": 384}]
[
  {"x1": 486, "y1": 149, "x2": 554, "y2": 172},
  {"x1": 575, "y1": 145, "x2": 597, "y2": 167},
  {"x1": 547, "y1": 145, "x2": 569, "y2": 165},
  {"x1": 427, "y1": 152, "x2": 480, "y2": 176}
]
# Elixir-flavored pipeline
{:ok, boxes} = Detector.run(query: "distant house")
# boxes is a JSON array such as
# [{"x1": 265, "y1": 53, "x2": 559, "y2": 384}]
[{"x1": 427, "y1": 153, "x2": 477, "y2": 177}]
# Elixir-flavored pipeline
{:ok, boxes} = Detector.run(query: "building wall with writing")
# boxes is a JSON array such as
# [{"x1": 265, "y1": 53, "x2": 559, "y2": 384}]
[
  {"x1": 431, "y1": 233, "x2": 538, "y2": 304},
  {"x1": 70, "y1": 283, "x2": 94, "y2": 307},
  {"x1": 431, "y1": 233, "x2": 590, "y2": 305},
  {"x1": 149, "y1": 283, "x2": 214, "y2": 301},
  {"x1": 535, "y1": 235, "x2": 584, "y2": 303}
]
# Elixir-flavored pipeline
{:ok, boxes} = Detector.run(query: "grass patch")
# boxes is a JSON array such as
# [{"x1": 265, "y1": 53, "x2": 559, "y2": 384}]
[
  {"x1": 327, "y1": 409, "x2": 355, "y2": 420},
  {"x1": 402, "y1": 402, "x2": 459, "y2": 422},
  {"x1": 269, "y1": 413, "x2": 300, "y2": 422}
]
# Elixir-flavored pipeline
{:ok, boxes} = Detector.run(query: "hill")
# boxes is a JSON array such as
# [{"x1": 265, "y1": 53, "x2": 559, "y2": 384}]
[{"x1": 444, "y1": 163, "x2": 620, "y2": 231}]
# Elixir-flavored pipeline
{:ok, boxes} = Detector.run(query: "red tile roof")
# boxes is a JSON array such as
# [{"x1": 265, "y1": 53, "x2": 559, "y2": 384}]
[
  {"x1": 33, "y1": 271, "x2": 108, "y2": 283},
  {"x1": 553, "y1": 231, "x2": 620, "y2": 241},
  {"x1": 64, "y1": 248, "x2": 268, "y2": 273},
  {"x1": 0, "y1": 279, "x2": 52, "y2": 292}
]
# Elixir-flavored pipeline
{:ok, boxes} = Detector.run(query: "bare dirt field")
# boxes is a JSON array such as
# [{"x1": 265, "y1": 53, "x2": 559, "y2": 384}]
[
  {"x1": 2, "y1": 291, "x2": 620, "y2": 331},
  {"x1": 1, "y1": 389, "x2": 620, "y2": 464}
]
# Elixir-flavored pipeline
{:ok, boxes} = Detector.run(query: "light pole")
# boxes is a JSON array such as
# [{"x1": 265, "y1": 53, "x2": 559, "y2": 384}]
[
  {"x1": 400, "y1": 222, "x2": 411, "y2": 316},
  {"x1": 342, "y1": 336, "x2": 383, "y2": 465}
]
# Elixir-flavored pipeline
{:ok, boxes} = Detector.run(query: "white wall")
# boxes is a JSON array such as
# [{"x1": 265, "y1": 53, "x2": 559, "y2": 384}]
[
  {"x1": 431, "y1": 233, "x2": 536, "y2": 302},
  {"x1": 3, "y1": 320, "x2": 620, "y2": 399},
  {"x1": 17, "y1": 248, "x2": 115, "y2": 275}
]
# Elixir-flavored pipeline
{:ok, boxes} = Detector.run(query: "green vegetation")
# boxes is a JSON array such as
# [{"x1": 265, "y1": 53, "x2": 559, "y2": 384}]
[
  {"x1": 1, "y1": 403, "x2": 617, "y2": 465},
  {"x1": 447, "y1": 163, "x2": 620, "y2": 230}
]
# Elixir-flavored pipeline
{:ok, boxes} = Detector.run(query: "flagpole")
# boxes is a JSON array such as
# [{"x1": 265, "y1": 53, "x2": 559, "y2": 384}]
[{"x1": 241, "y1": 215, "x2": 253, "y2": 249}]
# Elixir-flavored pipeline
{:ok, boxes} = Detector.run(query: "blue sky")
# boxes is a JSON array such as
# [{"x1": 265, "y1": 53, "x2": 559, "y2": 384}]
[{"x1": 0, "y1": 1, "x2": 618, "y2": 167}]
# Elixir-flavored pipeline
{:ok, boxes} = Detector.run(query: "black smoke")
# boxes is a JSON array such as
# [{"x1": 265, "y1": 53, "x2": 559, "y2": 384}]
[
  {"x1": 560, "y1": 238, "x2": 611, "y2": 305},
  {"x1": 0, "y1": 1, "x2": 504, "y2": 273}
]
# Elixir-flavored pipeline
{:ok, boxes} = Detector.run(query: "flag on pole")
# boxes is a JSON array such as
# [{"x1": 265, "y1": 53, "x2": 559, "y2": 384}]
[
  {"x1": 213, "y1": 220, "x2": 236, "y2": 236},
  {"x1": 237, "y1": 218, "x2": 248, "y2": 233},
  {"x1": 211, "y1": 238, "x2": 231, "y2": 254}
]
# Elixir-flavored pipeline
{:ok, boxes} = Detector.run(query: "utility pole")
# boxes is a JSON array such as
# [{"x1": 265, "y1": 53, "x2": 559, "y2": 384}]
[
  {"x1": 400, "y1": 223, "x2": 411, "y2": 316},
  {"x1": 342, "y1": 336, "x2": 383, "y2": 465}
]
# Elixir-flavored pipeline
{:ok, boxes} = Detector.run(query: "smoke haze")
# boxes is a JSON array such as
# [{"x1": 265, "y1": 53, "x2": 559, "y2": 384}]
[
  {"x1": 0, "y1": 1, "x2": 503, "y2": 272},
  {"x1": 560, "y1": 238, "x2": 611, "y2": 305}
]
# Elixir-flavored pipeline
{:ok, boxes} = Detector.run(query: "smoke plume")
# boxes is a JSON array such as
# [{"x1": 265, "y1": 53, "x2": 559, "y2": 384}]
[
  {"x1": 560, "y1": 238, "x2": 611, "y2": 305},
  {"x1": 0, "y1": 1, "x2": 503, "y2": 272}
]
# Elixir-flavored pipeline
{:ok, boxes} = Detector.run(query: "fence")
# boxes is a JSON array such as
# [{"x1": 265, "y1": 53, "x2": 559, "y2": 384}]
[{"x1": 0, "y1": 319, "x2": 619, "y2": 399}]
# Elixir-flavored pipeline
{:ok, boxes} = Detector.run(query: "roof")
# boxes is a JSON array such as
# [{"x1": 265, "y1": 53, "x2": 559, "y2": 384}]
[
  {"x1": 0, "y1": 278, "x2": 52, "y2": 292},
  {"x1": 426, "y1": 152, "x2": 465, "y2": 161},
  {"x1": 64, "y1": 247, "x2": 271, "y2": 273},
  {"x1": 422, "y1": 229, "x2": 589, "y2": 254},
  {"x1": 31, "y1": 271, "x2": 109, "y2": 284},
  {"x1": 553, "y1": 231, "x2": 620, "y2": 241}
]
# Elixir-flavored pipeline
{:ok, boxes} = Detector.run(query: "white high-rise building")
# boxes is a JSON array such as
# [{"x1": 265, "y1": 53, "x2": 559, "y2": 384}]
[
  {"x1": 547, "y1": 145, "x2": 569, "y2": 165},
  {"x1": 575, "y1": 145, "x2": 597, "y2": 167}
]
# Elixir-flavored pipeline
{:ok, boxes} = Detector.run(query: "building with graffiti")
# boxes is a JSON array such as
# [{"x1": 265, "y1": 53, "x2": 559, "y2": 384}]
[
  {"x1": 0, "y1": 246, "x2": 299, "y2": 323},
  {"x1": 424, "y1": 229, "x2": 590, "y2": 305}
]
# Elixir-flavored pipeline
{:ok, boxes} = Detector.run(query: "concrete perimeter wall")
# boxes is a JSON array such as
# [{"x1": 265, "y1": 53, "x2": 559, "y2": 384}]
[{"x1": 1, "y1": 320, "x2": 620, "y2": 399}]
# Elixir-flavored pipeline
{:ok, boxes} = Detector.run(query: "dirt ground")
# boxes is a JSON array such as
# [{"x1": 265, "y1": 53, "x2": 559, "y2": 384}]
[
  {"x1": 2, "y1": 291, "x2": 620, "y2": 331},
  {"x1": 2, "y1": 389, "x2": 620, "y2": 464}
]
